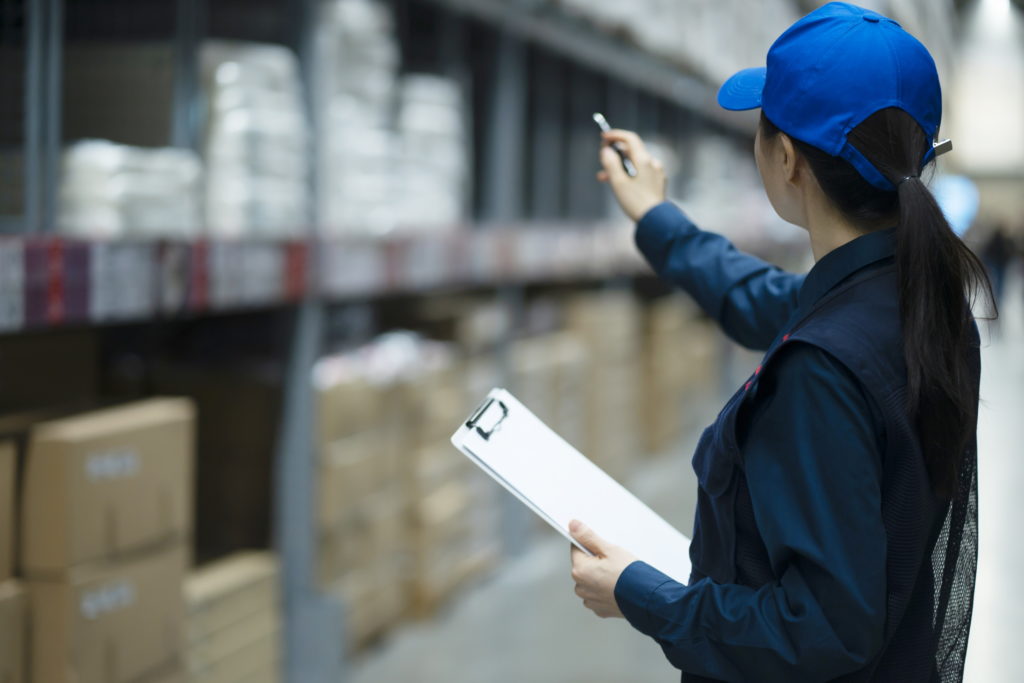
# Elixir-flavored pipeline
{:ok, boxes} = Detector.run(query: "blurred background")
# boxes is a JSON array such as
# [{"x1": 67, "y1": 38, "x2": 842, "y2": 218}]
[{"x1": 0, "y1": 0, "x2": 1021, "y2": 682}]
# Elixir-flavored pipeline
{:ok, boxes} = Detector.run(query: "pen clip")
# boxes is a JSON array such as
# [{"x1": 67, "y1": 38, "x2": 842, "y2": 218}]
[{"x1": 465, "y1": 397, "x2": 509, "y2": 441}]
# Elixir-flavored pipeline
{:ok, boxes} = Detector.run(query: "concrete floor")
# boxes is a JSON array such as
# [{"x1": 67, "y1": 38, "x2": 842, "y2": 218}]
[{"x1": 350, "y1": 267, "x2": 1024, "y2": 683}]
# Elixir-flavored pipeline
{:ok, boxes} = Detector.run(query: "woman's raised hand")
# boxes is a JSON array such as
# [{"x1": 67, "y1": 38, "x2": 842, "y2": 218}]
[{"x1": 597, "y1": 129, "x2": 667, "y2": 223}]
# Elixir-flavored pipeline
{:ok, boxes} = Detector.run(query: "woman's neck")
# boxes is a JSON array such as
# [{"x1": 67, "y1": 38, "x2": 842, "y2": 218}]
[{"x1": 803, "y1": 187, "x2": 894, "y2": 262}]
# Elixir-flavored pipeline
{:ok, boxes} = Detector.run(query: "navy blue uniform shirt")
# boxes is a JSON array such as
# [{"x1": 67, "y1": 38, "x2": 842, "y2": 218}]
[{"x1": 614, "y1": 202, "x2": 895, "y2": 680}]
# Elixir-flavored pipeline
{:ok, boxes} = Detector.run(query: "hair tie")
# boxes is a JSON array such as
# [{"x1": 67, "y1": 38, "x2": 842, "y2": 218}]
[{"x1": 897, "y1": 175, "x2": 919, "y2": 187}]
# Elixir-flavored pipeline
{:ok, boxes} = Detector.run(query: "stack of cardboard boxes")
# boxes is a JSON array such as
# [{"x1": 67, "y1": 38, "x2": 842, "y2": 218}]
[
  {"x1": 315, "y1": 367, "x2": 408, "y2": 651},
  {"x1": 19, "y1": 398, "x2": 195, "y2": 683},
  {"x1": 508, "y1": 332, "x2": 589, "y2": 454},
  {"x1": 642, "y1": 297, "x2": 722, "y2": 453},
  {"x1": 313, "y1": 339, "x2": 502, "y2": 646},
  {"x1": 184, "y1": 552, "x2": 281, "y2": 683},
  {"x1": 0, "y1": 440, "x2": 25, "y2": 683},
  {"x1": 566, "y1": 292, "x2": 644, "y2": 481},
  {"x1": 399, "y1": 360, "x2": 500, "y2": 617}
]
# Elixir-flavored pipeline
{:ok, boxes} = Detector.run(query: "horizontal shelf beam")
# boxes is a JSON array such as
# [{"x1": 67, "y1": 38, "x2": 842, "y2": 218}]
[
  {"x1": 0, "y1": 222, "x2": 799, "y2": 334},
  {"x1": 419, "y1": 0, "x2": 757, "y2": 136}
]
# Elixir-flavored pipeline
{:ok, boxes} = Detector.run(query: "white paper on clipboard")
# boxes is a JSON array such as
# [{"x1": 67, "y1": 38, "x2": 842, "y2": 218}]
[{"x1": 451, "y1": 388, "x2": 692, "y2": 584}]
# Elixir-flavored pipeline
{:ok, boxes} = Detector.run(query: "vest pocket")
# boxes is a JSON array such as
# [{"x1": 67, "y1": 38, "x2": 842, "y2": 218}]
[
  {"x1": 691, "y1": 387, "x2": 746, "y2": 496},
  {"x1": 689, "y1": 387, "x2": 747, "y2": 583}
]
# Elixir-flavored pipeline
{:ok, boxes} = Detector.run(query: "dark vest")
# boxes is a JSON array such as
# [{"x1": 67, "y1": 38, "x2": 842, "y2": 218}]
[{"x1": 686, "y1": 260, "x2": 979, "y2": 682}]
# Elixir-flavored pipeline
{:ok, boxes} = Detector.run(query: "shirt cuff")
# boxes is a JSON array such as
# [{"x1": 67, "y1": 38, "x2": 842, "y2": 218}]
[
  {"x1": 634, "y1": 201, "x2": 697, "y2": 270},
  {"x1": 614, "y1": 560, "x2": 678, "y2": 637}
]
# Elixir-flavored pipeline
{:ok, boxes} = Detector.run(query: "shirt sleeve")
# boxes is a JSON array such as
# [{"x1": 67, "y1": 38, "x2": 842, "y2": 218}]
[
  {"x1": 635, "y1": 201, "x2": 804, "y2": 351},
  {"x1": 613, "y1": 342, "x2": 887, "y2": 682}
]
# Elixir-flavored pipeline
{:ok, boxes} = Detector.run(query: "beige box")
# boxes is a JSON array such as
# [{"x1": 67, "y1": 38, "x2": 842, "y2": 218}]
[
  {"x1": 318, "y1": 488, "x2": 407, "y2": 586},
  {"x1": 20, "y1": 398, "x2": 194, "y2": 576},
  {"x1": 185, "y1": 552, "x2": 279, "y2": 644},
  {"x1": 398, "y1": 363, "x2": 465, "y2": 448},
  {"x1": 28, "y1": 543, "x2": 186, "y2": 683},
  {"x1": 188, "y1": 624, "x2": 280, "y2": 683},
  {"x1": 327, "y1": 563, "x2": 406, "y2": 652},
  {"x1": 408, "y1": 542, "x2": 498, "y2": 618},
  {"x1": 188, "y1": 609, "x2": 278, "y2": 674},
  {"x1": 138, "y1": 663, "x2": 187, "y2": 683},
  {"x1": 405, "y1": 444, "x2": 468, "y2": 495},
  {"x1": 317, "y1": 430, "x2": 401, "y2": 530},
  {"x1": 316, "y1": 378, "x2": 386, "y2": 446},
  {"x1": 0, "y1": 441, "x2": 15, "y2": 581},
  {"x1": 0, "y1": 579, "x2": 26, "y2": 683}
]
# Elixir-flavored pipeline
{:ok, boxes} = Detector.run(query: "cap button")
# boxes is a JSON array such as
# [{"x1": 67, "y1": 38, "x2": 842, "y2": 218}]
[{"x1": 863, "y1": 12, "x2": 881, "y2": 22}]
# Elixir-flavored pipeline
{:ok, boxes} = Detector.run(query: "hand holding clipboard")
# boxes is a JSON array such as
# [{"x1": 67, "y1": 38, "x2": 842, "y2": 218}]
[{"x1": 451, "y1": 388, "x2": 691, "y2": 583}]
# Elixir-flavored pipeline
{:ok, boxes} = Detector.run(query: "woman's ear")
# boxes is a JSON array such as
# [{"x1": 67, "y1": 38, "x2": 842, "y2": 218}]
[{"x1": 779, "y1": 133, "x2": 801, "y2": 186}]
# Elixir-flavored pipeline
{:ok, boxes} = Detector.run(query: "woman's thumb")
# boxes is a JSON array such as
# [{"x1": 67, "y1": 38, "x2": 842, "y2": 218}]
[{"x1": 569, "y1": 519, "x2": 606, "y2": 556}]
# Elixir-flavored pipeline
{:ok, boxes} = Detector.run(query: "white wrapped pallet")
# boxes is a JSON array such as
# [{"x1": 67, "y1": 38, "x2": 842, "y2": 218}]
[
  {"x1": 316, "y1": 0, "x2": 403, "y2": 235},
  {"x1": 395, "y1": 74, "x2": 469, "y2": 232},
  {"x1": 201, "y1": 40, "x2": 310, "y2": 238},
  {"x1": 58, "y1": 139, "x2": 203, "y2": 239}
]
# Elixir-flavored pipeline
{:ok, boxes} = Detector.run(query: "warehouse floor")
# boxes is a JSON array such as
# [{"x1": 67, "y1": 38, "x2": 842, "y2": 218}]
[{"x1": 349, "y1": 270, "x2": 1024, "y2": 683}]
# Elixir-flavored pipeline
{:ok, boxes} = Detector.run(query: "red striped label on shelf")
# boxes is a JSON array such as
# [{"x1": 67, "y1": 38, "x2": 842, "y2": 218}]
[
  {"x1": 189, "y1": 240, "x2": 209, "y2": 311},
  {"x1": 285, "y1": 242, "x2": 308, "y2": 300}
]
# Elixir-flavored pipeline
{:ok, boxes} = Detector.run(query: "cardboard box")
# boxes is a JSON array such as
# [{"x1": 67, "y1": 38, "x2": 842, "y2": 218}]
[
  {"x1": 20, "y1": 398, "x2": 195, "y2": 576},
  {"x1": 405, "y1": 443, "x2": 469, "y2": 495},
  {"x1": 28, "y1": 542, "x2": 186, "y2": 683},
  {"x1": 188, "y1": 624, "x2": 280, "y2": 683},
  {"x1": 0, "y1": 441, "x2": 14, "y2": 581},
  {"x1": 398, "y1": 363, "x2": 465, "y2": 449},
  {"x1": 185, "y1": 552, "x2": 280, "y2": 683},
  {"x1": 188, "y1": 609, "x2": 278, "y2": 674},
  {"x1": 407, "y1": 542, "x2": 498, "y2": 618},
  {"x1": 317, "y1": 430, "x2": 401, "y2": 530},
  {"x1": 327, "y1": 563, "x2": 406, "y2": 652},
  {"x1": 185, "y1": 552, "x2": 279, "y2": 643},
  {"x1": 316, "y1": 378, "x2": 385, "y2": 446},
  {"x1": 138, "y1": 663, "x2": 186, "y2": 683},
  {"x1": 0, "y1": 580, "x2": 26, "y2": 683},
  {"x1": 318, "y1": 487, "x2": 406, "y2": 586}
]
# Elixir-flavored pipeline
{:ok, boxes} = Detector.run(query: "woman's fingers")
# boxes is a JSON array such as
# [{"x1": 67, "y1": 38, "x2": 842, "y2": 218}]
[
  {"x1": 602, "y1": 129, "x2": 651, "y2": 166},
  {"x1": 599, "y1": 147, "x2": 628, "y2": 185}
]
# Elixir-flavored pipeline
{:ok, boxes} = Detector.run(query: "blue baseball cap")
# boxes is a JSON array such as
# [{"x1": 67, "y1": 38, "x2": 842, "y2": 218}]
[{"x1": 717, "y1": 2, "x2": 942, "y2": 191}]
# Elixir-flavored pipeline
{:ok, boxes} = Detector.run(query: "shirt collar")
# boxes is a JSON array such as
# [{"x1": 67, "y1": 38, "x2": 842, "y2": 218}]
[{"x1": 798, "y1": 226, "x2": 898, "y2": 309}]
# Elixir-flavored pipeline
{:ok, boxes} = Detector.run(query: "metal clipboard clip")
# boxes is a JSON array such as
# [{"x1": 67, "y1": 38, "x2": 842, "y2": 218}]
[{"x1": 465, "y1": 397, "x2": 509, "y2": 441}]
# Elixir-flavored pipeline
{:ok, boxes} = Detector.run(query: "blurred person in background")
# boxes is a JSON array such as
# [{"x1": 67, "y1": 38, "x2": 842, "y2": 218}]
[
  {"x1": 566, "y1": 3, "x2": 995, "y2": 681},
  {"x1": 980, "y1": 225, "x2": 1014, "y2": 304},
  {"x1": 977, "y1": 223, "x2": 1016, "y2": 337}
]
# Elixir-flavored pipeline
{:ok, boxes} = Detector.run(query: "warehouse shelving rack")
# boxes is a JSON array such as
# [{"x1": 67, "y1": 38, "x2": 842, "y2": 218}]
[{"x1": 0, "y1": 1, "x2": 803, "y2": 681}]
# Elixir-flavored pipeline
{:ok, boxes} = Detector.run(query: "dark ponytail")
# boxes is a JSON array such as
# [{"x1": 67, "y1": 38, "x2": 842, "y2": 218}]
[{"x1": 762, "y1": 109, "x2": 996, "y2": 498}]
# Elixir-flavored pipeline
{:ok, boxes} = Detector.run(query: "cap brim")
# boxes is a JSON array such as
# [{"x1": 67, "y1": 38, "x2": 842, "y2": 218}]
[{"x1": 717, "y1": 67, "x2": 766, "y2": 111}]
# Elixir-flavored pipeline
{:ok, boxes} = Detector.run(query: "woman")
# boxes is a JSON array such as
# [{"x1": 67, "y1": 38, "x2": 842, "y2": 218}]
[{"x1": 568, "y1": 3, "x2": 994, "y2": 681}]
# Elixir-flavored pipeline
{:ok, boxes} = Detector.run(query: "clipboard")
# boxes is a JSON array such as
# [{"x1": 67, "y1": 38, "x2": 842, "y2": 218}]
[{"x1": 451, "y1": 388, "x2": 692, "y2": 584}]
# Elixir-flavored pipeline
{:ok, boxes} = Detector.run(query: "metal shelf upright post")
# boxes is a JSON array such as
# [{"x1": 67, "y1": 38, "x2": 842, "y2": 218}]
[
  {"x1": 271, "y1": 0, "x2": 348, "y2": 680},
  {"x1": 21, "y1": 0, "x2": 62, "y2": 234},
  {"x1": 478, "y1": 27, "x2": 535, "y2": 557}
]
